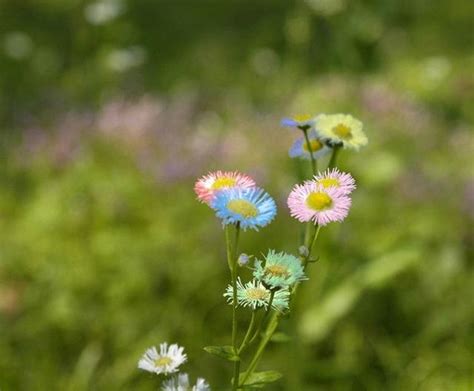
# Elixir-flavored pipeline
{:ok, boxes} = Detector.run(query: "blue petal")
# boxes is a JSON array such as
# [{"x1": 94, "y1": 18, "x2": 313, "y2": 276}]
[{"x1": 280, "y1": 118, "x2": 298, "y2": 127}]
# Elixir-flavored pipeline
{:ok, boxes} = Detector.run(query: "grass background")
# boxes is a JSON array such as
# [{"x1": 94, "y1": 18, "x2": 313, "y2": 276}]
[{"x1": 0, "y1": 1, "x2": 473, "y2": 389}]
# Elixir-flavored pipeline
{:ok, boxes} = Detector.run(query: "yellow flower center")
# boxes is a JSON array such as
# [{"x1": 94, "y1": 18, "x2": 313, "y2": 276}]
[
  {"x1": 155, "y1": 356, "x2": 173, "y2": 367},
  {"x1": 332, "y1": 123, "x2": 352, "y2": 139},
  {"x1": 302, "y1": 139, "x2": 323, "y2": 152},
  {"x1": 293, "y1": 114, "x2": 312, "y2": 122},
  {"x1": 306, "y1": 192, "x2": 333, "y2": 211},
  {"x1": 247, "y1": 288, "x2": 269, "y2": 300},
  {"x1": 227, "y1": 199, "x2": 258, "y2": 218},
  {"x1": 318, "y1": 178, "x2": 340, "y2": 188},
  {"x1": 265, "y1": 265, "x2": 290, "y2": 278},
  {"x1": 211, "y1": 177, "x2": 237, "y2": 189}
]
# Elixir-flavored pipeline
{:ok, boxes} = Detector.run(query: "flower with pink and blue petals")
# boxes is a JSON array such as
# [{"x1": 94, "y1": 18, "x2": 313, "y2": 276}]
[{"x1": 194, "y1": 171, "x2": 256, "y2": 205}]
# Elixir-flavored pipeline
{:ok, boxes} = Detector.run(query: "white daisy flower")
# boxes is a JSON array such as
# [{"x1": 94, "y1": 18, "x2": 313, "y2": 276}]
[
  {"x1": 224, "y1": 278, "x2": 290, "y2": 311},
  {"x1": 315, "y1": 113, "x2": 368, "y2": 151},
  {"x1": 138, "y1": 343, "x2": 187, "y2": 375},
  {"x1": 162, "y1": 373, "x2": 210, "y2": 391}
]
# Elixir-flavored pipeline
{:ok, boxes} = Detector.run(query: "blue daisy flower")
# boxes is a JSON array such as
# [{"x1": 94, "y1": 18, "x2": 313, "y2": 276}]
[
  {"x1": 280, "y1": 114, "x2": 315, "y2": 129},
  {"x1": 289, "y1": 130, "x2": 331, "y2": 160},
  {"x1": 211, "y1": 187, "x2": 277, "y2": 231}
]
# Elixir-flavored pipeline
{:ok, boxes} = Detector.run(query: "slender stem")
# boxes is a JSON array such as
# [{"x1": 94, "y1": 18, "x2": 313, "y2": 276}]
[
  {"x1": 303, "y1": 221, "x2": 312, "y2": 251},
  {"x1": 231, "y1": 225, "x2": 240, "y2": 349},
  {"x1": 225, "y1": 225, "x2": 233, "y2": 271},
  {"x1": 328, "y1": 145, "x2": 341, "y2": 169},
  {"x1": 247, "y1": 314, "x2": 264, "y2": 346},
  {"x1": 303, "y1": 224, "x2": 321, "y2": 269},
  {"x1": 238, "y1": 311, "x2": 257, "y2": 353},
  {"x1": 226, "y1": 223, "x2": 241, "y2": 391},
  {"x1": 262, "y1": 291, "x2": 275, "y2": 322},
  {"x1": 233, "y1": 360, "x2": 241, "y2": 390},
  {"x1": 302, "y1": 128, "x2": 317, "y2": 175}
]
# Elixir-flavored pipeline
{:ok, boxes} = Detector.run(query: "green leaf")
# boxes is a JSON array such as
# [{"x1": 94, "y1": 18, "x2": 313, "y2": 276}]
[
  {"x1": 203, "y1": 345, "x2": 239, "y2": 361},
  {"x1": 239, "y1": 370, "x2": 283, "y2": 387}
]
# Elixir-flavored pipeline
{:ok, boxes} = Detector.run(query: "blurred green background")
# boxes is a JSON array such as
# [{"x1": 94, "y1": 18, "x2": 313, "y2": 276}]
[{"x1": 0, "y1": 0, "x2": 473, "y2": 390}]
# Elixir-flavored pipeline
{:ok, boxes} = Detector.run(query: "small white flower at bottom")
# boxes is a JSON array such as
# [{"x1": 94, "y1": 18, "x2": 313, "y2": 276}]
[
  {"x1": 138, "y1": 343, "x2": 187, "y2": 375},
  {"x1": 162, "y1": 373, "x2": 210, "y2": 391}
]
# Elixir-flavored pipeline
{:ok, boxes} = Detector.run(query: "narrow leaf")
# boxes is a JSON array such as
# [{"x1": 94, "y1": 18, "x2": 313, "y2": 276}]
[
  {"x1": 203, "y1": 345, "x2": 239, "y2": 361},
  {"x1": 239, "y1": 370, "x2": 283, "y2": 386}
]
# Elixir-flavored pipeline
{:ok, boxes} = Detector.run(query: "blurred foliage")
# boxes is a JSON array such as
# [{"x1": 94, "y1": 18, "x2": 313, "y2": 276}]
[{"x1": 0, "y1": 0, "x2": 473, "y2": 390}]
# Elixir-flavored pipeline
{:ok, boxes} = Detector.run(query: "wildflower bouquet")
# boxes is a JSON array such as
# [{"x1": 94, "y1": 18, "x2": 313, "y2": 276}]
[{"x1": 138, "y1": 113, "x2": 367, "y2": 390}]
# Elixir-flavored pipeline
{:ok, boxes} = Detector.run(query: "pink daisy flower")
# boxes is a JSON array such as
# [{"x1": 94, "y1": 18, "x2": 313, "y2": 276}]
[
  {"x1": 313, "y1": 168, "x2": 356, "y2": 195},
  {"x1": 194, "y1": 171, "x2": 256, "y2": 204},
  {"x1": 287, "y1": 181, "x2": 351, "y2": 226}
]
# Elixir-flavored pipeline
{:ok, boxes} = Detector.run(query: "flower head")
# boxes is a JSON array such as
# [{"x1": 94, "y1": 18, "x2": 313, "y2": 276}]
[
  {"x1": 289, "y1": 130, "x2": 331, "y2": 160},
  {"x1": 254, "y1": 250, "x2": 306, "y2": 289},
  {"x1": 287, "y1": 181, "x2": 351, "y2": 226},
  {"x1": 298, "y1": 246, "x2": 309, "y2": 257},
  {"x1": 314, "y1": 114, "x2": 367, "y2": 150},
  {"x1": 211, "y1": 187, "x2": 277, "y2": 231},
  {"x1": 280, "y1": 114, "x2": 315, "y2": 130},
  {"x1": 224, "y1": 278, "x2": 289, "y2": 311},
  {"x1": 313, "y1": 168, "x2": 356, "y2": 195},
  {"x1": 138, "y1": 343, "x2": 187, "y2": 375},
  {"x1": 238, "y1": 253, "x2": 250, "y2": 266},
  {"x1": 194, "y1": 171, "x2": 256, "y2": 205},
  {"x1": 162, "y1": 373, "x2": 210, "y2": 391}
]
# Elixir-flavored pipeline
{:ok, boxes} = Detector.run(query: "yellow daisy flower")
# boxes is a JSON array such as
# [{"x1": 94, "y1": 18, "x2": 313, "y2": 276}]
[{"x1": 315, "y1": 114, "x2": 368, "y2": 151}]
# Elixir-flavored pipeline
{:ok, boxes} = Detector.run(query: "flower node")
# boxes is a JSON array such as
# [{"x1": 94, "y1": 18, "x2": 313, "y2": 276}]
[
  {"x1": 306, "y1": 192, "x2": 333, "y2": 211},
  {"x1": 332, "y1": 123, "x2": 352, "y2": 139},
  {"x1": 318, "y1": 178, "x2": 340, "y2": 188},
  {"x1": 264, "y1": 265, "x2": 290, "y2": 278},
  {"x1": 246, "y1": 288, "x2": 270, "y2": 300},
  {"x1": 155, "y1": 356, "x2": 173, "y2": 366},
  {"x1": 227, "y1": 199, "x2": 258, "y2": 218},
  {"x1": 211, "y1": 177, "x2": 237, "y2": 189}
]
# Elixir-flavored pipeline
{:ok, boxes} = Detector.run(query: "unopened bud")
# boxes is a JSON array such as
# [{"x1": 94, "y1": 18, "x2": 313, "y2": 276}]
[
  {"x1": 298, "y1": 246, "x2": 309, "y2": 257},
  {"x1": 238, "y1": 253, "x2": 250, "y2": 266}
]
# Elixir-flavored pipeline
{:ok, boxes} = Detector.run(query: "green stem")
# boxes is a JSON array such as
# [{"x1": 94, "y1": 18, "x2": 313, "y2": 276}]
[
  {"x1": 302, "y1": 224, "x2": 321, "y2": 269},
  {"x1": 302, "y1": 221, "x2": 312, "y2": 251},
  {"x1": 302, "y1": 128, "x2": 317, "y2": 175},
  {"x1": 247, "y1": 313, "x2": 264, "y2": 346},
  {"x1": 226, "y1": 224, "x2": 241, "y2": 391},
  {"x1": 238, "y1": 311, "x2": 257, "y2": 353},
  {"x1": 233, "y1": 360, "x2": 241, "y2": 390},
  {"x1": 328, "y1": 145, "x2": 341, "y2": 169},
  {"x1": 225, "y1": 225, "x2": 234, "y2": 272}
]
